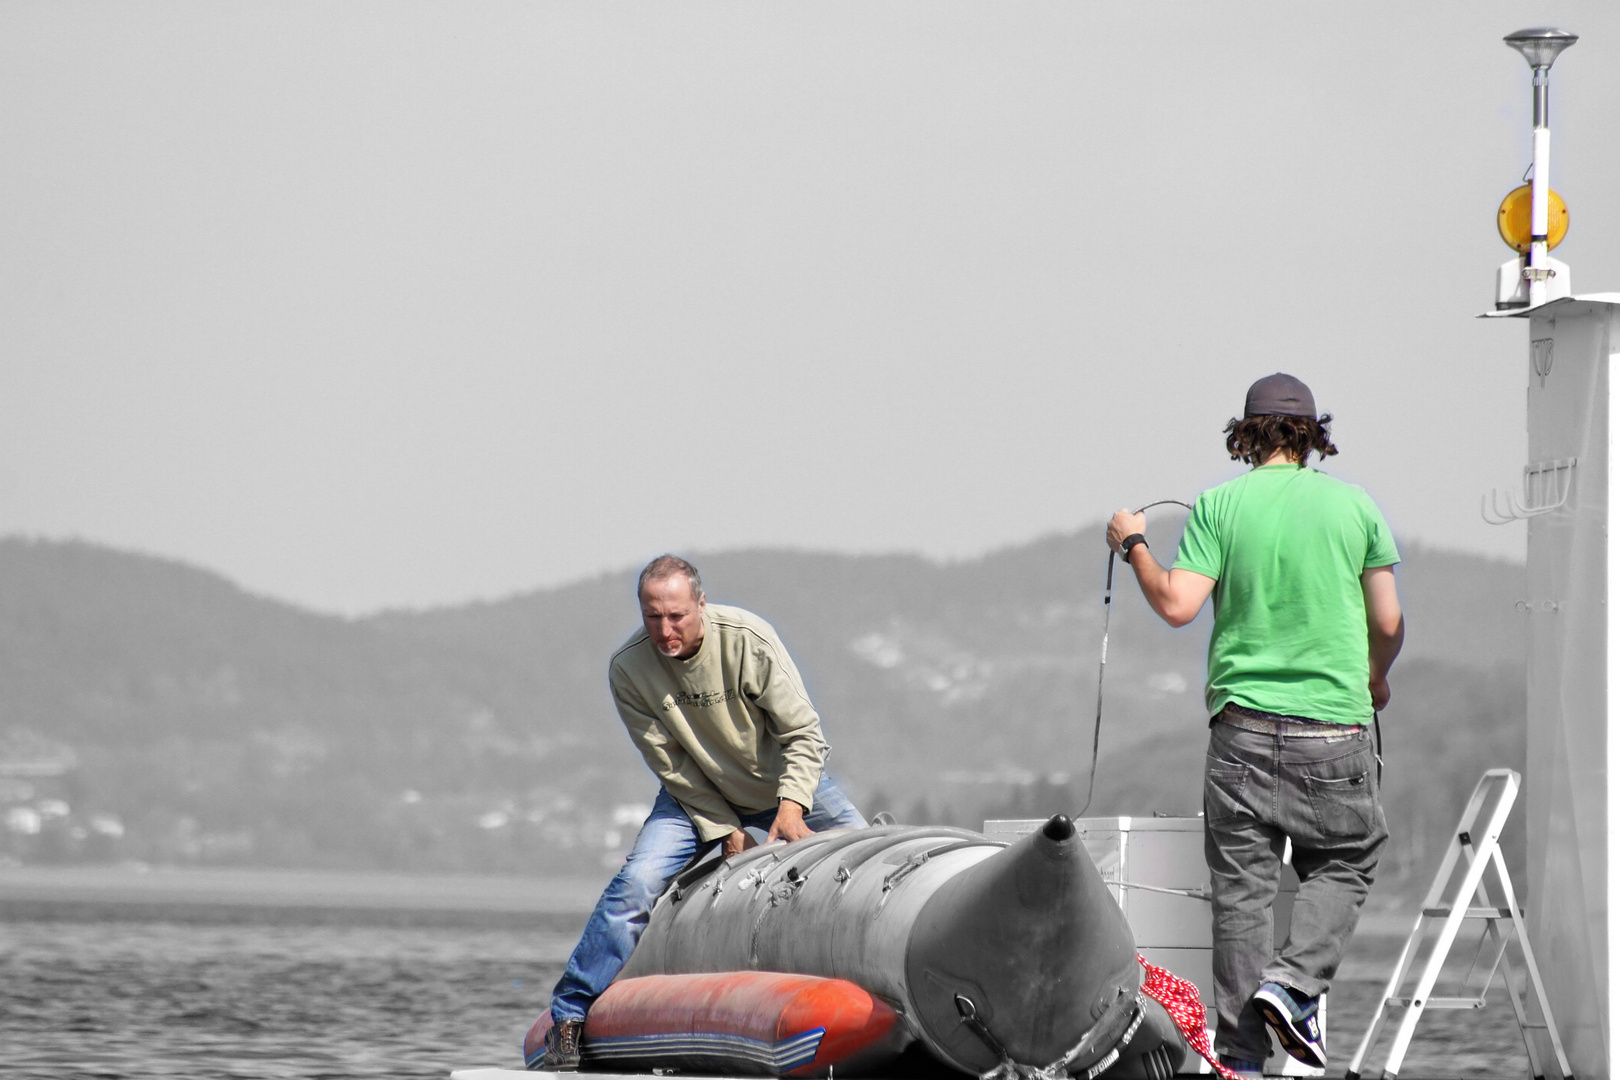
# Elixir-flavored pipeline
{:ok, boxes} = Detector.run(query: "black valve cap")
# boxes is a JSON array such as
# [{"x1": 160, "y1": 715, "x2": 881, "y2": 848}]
[{"x1": 1043, "y1": 814, "x2": 1076, "y2": 841}]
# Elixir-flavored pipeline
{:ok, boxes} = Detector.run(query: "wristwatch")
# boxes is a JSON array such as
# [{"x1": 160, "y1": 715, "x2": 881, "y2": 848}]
[{"x1": 1119, "y1": 533, "x2": 1148, "y2": 562}]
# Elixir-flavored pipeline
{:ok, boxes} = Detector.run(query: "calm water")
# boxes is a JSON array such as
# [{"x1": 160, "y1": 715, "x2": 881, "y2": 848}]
[
  {"x1": 0, "y1": 898, "x2": 1540, "y2": 1079},
  {"x1": 0, "y1": 906, "x2": 581, "y2": 1080}
]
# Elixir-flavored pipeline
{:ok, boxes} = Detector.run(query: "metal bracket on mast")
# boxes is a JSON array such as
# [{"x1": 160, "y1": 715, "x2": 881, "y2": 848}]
[{"x1": 1481, "y1": 458, "x2": 1576, "y2": 524}]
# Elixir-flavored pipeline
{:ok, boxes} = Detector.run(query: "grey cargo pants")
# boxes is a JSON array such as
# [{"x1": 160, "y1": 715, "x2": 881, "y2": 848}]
[{"x1": 1203, "y1": 718, "x2": 1388, "y2": 1063}]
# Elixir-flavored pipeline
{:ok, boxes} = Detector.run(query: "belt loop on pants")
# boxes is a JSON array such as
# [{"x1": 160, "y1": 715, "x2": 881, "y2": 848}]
[{"x1": 1214, "y1": 703, "x2": 1365, "y2": 738}]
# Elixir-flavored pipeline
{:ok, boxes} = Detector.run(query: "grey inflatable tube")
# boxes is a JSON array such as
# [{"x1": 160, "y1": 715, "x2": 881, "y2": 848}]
[{"x1": 620, "y1": 815, "x2": 1188, "y2": 1077}]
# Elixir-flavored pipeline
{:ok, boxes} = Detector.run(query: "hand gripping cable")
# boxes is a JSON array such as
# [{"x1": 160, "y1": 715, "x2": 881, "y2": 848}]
[{"x1": 1078, "y1": 499, "x2": 1193, "y2": 817}]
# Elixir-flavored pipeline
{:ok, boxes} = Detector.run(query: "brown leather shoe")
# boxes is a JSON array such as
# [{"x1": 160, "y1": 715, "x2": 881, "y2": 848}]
[{"x1": 541, "y1": 1018, "x2": 584, "y2": 1072}]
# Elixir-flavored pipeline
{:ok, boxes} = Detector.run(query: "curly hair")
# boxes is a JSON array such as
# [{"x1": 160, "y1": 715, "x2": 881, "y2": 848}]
[{"x1": 1224, "y1": 413, "x2": 1338, "y2": 468}]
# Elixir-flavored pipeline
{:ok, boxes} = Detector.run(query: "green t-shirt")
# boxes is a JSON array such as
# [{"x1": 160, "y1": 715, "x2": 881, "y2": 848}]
[{"x1": 1174, "y1": 464, "x2": 1400, "y2": 725}]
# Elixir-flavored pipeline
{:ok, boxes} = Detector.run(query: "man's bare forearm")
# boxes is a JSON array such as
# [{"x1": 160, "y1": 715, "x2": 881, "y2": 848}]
[
  {"x1": 1369, "y1": 619, "x2": 1404, "y2": 683},
  {"x1": 1361, "y1": 565, "x2": 1404, "y2": 710},
  {"x1": 1125, "y1": 546, "x2": 1188, "y2": 626},
  {"x1": 1106, "y1": 510, "x2": 1214, "y2": 628}
]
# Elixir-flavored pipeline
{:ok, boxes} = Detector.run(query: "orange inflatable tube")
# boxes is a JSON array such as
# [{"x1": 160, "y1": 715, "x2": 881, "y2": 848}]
[{"x1": 524, "y1": 972, "x2": 908, "y2": 1076}]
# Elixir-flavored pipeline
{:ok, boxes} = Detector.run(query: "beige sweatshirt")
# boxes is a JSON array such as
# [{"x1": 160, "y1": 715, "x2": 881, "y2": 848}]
[{"x1": 608, "y1": 604, "x2": 831, "y2": 842}]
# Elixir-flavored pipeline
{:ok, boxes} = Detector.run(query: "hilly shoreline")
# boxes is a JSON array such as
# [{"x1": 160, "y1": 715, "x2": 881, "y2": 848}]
[{"x1": 0, "y1": 533, "x2": 1527, "y2": 902}]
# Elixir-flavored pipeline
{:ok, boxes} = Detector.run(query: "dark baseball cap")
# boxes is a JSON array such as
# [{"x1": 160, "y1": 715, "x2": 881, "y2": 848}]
[{"x1": 1244, "y1": 373, "x2": 1317, "y2": 418}]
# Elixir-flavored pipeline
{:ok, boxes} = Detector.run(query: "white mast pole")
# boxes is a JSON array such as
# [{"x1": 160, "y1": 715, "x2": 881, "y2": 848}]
[
  {"x1": 1505, "y1": 28, "x2": 1577, "y2": 308},
  {"x1": 1529, "y1": 123, "x2": 1550, "y2": 307}
]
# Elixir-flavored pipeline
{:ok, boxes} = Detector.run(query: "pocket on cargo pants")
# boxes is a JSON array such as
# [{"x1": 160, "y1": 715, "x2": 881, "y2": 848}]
[
  {"x1": 1300, "y1": 744, "x2": 1380, "y2": 839},
  {"x1": 1205, "y1": 724, "x2": 1267, "y2": 825},
  {"x1": 1204, "y1": 761, "x2": 1251, "y2": 824}
]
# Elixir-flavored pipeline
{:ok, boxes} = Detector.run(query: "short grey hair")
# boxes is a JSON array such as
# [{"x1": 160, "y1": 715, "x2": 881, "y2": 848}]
[{"x1": 637, "y1": 555, "x2": 703, "y2": 601}]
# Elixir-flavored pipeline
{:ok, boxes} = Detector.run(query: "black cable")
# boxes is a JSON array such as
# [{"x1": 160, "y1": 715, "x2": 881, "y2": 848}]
[
  {"x1": 1078, "y1": 499, "x2": 1194, "y2": 817},
  {"x1": 1373, "y1": 711, "x2": 1383, "y2": 786}
]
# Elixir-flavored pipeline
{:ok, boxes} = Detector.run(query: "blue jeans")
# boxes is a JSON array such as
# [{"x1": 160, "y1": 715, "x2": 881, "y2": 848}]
[
  {"x1": 1204, "y1": 721, "x2": 1387, "y2": 1062},
  {"x1": 549, "y1": 774, "x2": 866, "y2": 1022}
]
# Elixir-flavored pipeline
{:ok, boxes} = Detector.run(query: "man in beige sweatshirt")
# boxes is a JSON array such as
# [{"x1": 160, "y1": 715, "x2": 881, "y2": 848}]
[{"x1": 536, "y1": 555, "x2": 866, "y2": 1070}]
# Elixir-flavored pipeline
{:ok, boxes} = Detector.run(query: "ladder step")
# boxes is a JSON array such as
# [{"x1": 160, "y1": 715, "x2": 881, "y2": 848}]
[
  {"x1": 1420, "y1": 905, "x2": 1516, "y2": 918},
  {"x1": 1348, "y1": 775, "x2": 1572, "y2": 1080}
]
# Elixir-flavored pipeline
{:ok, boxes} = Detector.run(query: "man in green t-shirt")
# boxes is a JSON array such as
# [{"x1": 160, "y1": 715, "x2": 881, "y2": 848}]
[{"x1": 1105, "y1": 373, "x2": 1404, "y2": 1078}]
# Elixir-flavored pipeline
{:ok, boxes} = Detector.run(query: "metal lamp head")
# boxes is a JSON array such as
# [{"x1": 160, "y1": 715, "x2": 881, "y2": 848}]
[{"x1": 1505, "y1": 27, "x2": 1578, "y2": 70}]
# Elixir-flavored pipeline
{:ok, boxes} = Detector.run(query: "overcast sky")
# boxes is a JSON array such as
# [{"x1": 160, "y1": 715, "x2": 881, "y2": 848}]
[{"x1": 4, "y1": 3, "x2": 1618, "y2": 614}]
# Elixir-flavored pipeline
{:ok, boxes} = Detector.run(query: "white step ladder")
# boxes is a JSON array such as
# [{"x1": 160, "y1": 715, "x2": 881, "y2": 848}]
[{"x1": 1345, "y1": 769, "x2": 1571, "y2": 1080}]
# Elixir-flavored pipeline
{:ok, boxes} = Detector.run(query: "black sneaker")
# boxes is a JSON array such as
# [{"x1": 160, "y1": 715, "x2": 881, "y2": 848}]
[
  {"x1": 1253, "y1": 982, "x2": 1326, "y2": 1069},
  {"x1": 539, "y1": 1018, "x2": 584, "y2": 1072}
]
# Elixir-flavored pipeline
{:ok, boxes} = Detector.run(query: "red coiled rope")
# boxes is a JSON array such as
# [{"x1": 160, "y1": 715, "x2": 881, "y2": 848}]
[{"x1": 1138, "y1": 954, "x2": 1239, "y2": 1080}]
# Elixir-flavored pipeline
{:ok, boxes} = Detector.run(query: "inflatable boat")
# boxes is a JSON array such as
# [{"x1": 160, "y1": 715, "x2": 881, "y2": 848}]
[{"x1": 523, "y1": 815, "x2": 1200, "y2": 1078}]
